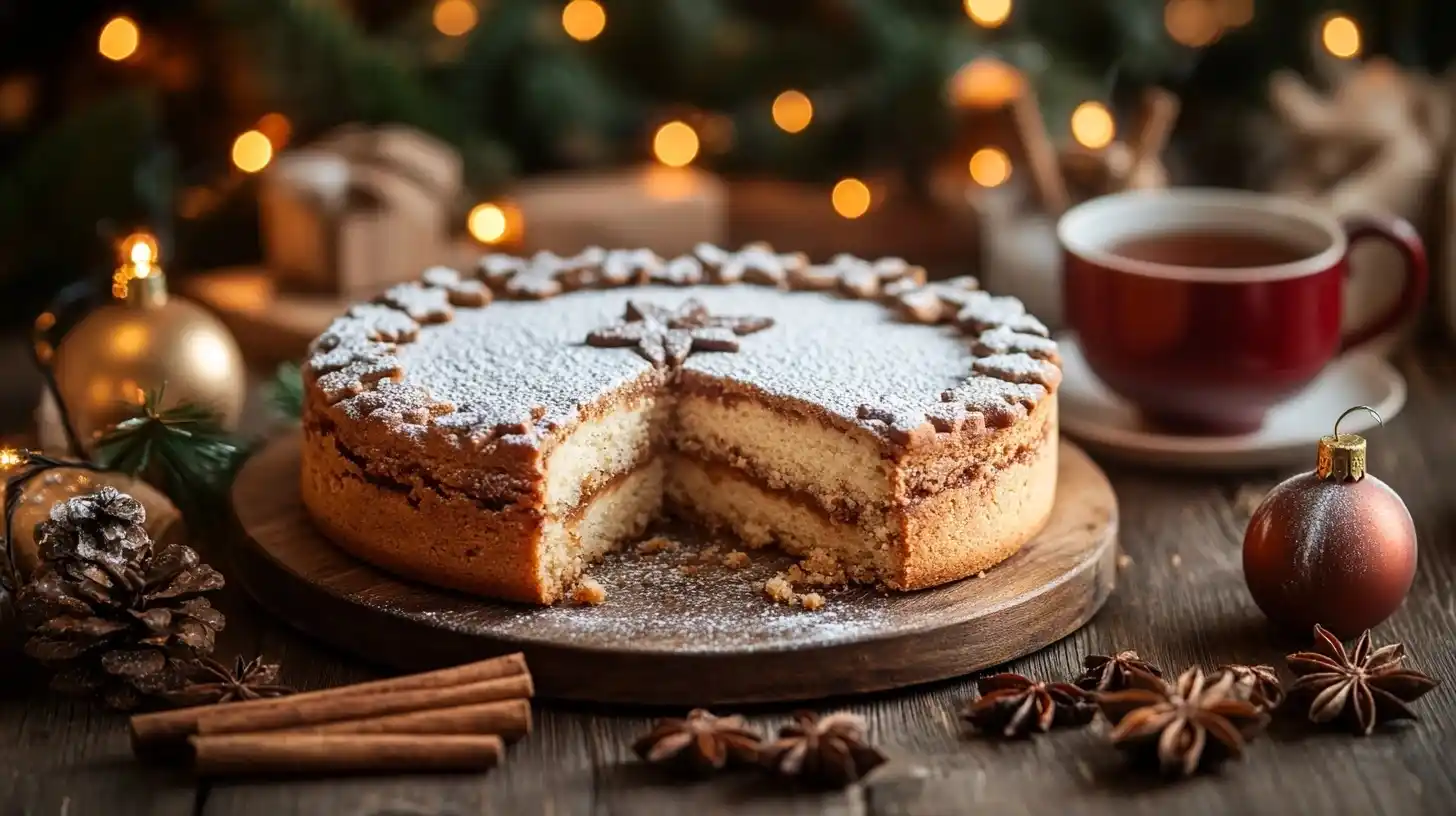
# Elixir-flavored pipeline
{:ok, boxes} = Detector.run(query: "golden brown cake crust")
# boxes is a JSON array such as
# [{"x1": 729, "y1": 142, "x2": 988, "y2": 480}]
[{"x1": 299, "y1": 247, "x2": 1062, "y2": 604}]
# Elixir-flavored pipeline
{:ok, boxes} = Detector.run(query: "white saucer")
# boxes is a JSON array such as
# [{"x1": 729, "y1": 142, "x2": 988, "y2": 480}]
[{"x1": 1056, "y1": 334, "x2": 1407, "y2": 472}]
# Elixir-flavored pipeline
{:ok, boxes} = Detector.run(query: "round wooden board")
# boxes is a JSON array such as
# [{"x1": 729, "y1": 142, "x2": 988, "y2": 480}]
[{"x1": 230, "y1": 433, "x2": 1118, "y2": 705}]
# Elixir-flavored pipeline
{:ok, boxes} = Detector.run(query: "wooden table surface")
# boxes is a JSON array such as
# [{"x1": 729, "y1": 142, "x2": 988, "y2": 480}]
[{"x1": 3, "y1": 345, "x2": 1455, "y2": 816}]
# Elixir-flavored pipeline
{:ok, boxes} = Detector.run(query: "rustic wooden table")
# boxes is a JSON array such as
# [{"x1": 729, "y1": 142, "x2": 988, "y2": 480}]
[{"x1": 2, "y1": 345, "x2": 1454, "y2": 816}]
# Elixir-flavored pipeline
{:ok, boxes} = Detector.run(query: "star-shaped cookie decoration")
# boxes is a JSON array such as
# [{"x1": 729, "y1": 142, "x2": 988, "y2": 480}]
[
  {"x1": 815, "y1": 253, "x2": 927, "y2": 298},
  {"x1": 586, "y1": 298, "x2": 774, "y2": 368},
  {"x1": 695, "y1": 243, "x2": 808, "y2": 287},
  {"x1": 480, "y1": 250, "x2": 598, "y2": 299},
  {"x1": 884, "y1": 276, "x2": 982, "y2": 323},
  {"x1": 420, "y1": 266, "x2": 492, "y2": 307}
]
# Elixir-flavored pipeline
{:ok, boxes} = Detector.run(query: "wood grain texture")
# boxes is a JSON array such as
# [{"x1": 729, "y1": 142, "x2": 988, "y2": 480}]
[
  {"x1": 3, "y1": 345, "x2": 1455, "y2": 816},
  {"x1": 229, "y1": 434, "x2": 1117, "y2": 704}
]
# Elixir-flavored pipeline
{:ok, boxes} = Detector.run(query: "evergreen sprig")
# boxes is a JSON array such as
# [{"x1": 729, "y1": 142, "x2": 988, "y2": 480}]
[
  {"x1": 91, "y1": 389, "x2": 247, "y2": 527},
  {"x1": 267, "y1": 362, "x2": 304, "y2": 422}
]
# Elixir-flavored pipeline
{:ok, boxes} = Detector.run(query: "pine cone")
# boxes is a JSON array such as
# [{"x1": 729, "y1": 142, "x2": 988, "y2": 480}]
[
  {"x1": 17, "y1": 510, "x2": 226, "y2": 710},
  {"x1": 34, "y1": 486, "x2": 149, "y2": 570}
]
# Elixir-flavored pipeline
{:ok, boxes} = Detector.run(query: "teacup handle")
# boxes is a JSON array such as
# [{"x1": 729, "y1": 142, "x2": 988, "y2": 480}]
[{"x1": 1339, "y1": 213, "x2": 1428, "y2": 352}]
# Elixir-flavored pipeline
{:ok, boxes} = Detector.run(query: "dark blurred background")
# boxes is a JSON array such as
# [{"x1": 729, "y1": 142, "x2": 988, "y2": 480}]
[{"x1": 1, "y1": 0, "x2": 1454, "y2": 326}]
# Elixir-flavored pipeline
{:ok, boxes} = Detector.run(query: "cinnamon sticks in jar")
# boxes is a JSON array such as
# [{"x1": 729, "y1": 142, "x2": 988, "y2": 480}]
[{"x1": 130, "y1": 652, "x2": 533, "y2": 777}]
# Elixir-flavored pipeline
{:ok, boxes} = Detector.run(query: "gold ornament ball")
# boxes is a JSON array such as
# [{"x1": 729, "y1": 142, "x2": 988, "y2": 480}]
[
  {"x1": 1, "y1": 468, "x2": 182, "y2": 580},
  {"x1": 47, "y1": 285, "x2": 246, "y2": 445}
]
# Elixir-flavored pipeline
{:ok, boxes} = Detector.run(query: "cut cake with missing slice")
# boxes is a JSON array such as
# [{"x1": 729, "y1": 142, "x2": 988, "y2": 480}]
[{"x1": 300, "y1": 247, "x2": 1062, "y2": 604}]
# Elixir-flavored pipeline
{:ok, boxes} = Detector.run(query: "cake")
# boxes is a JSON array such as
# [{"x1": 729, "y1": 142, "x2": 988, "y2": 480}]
[{"x1": 300, "y1": 244, "x2": 1062, "y2": 605}]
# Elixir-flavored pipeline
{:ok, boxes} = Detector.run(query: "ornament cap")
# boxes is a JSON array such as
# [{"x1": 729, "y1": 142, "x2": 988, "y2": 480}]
[
  {"x1": 1317, "y1": 433, "x2": 1367, "y2": 481},
  {"x1": 1316, "y1": 406, "x2": 1383, "y2": 482},
  {"x1": 122, "y1": 271, "x2": 169, "y2": 308}
]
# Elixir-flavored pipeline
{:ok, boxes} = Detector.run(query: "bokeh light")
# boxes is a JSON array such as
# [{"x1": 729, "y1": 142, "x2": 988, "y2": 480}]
[
  {"x1": 969, "y1": 148, "x2": 1012, "y2": 188},
  {"x1": 772, "y1": 90, "x2": 814, "y2": 134},
  {"x1": 1070, "y1": 102, "x2": 1115, "y2": 150},
  {"x1": 964, "y1": 0, "x2": 1012, "y2": 28},
  {"x1": 231, "y1": 130, "x2": 273, "y2": 173},
  {"x1": 831, "y1": 178, "x2": 872, "y2": 219},
  {"x1": 1322, "y1": 15, "x2": 1361, "y2": 59},
  {"x1": 563, "y1": 0, "x2": 607, "y2": 42},
  {"x1": 99, "y1": 16, "x2": 140, "y2": 61},
  {"x1": 468, "y1": 204, "x2": 507, "y2": 244},
  {"x1": 1165, "y1": 0, "x2": 1220, "y2": 47},
  {"x1": 433, "y1": 0, "x2": 479, "y2": 37},
  {"x1": 949, "y1": 58, "x2": 1024, "y2": 108},
  {"x1": 256, "y1": 112, "x2": 292, "y2": 148},
  {"x1": 653, "y1": 121, "x2": 700, "y2": 168}
]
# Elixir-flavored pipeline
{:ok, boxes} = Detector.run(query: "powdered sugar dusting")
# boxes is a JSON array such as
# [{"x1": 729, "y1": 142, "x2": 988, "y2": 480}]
[
  {"x1": 395, "y1": 292, "x2": 655, "y2": 435},
  {"x1": 424, "y1": 532, "x2": 885, "y2": 652},
  {"x1": 310, "y1": 248, "x2": 1060, "y2": 445},
  {"x1": 395, "y1": 285, "x2": 976, "y2": 438}
]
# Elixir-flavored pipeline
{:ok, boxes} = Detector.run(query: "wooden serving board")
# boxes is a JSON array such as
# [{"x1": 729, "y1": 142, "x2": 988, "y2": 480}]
[{"x1": 230, "y1": 433, "x2": 1118, "y2": 705}]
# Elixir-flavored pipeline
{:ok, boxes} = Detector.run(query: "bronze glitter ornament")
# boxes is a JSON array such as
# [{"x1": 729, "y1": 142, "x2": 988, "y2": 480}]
[{"x1": 1242, "y1": 407, "x2": 1417, "y2": 638}]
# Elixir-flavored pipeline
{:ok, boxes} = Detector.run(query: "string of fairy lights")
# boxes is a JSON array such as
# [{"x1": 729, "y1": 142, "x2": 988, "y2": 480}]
[{"x1": 87, "y1": 1, "x2": 1369, "y2": 245}]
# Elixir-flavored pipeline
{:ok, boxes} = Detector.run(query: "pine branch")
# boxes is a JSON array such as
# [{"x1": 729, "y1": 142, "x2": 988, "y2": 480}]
[
  {"x1": 267, "y1": 363, "x2": 304, "y2": 422},
  {"x1": 91, "y1": 389, "x2": 247, "y2": 527}
]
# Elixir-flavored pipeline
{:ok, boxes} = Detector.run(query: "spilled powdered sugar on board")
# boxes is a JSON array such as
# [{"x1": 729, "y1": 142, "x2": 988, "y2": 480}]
[{"x1": 365, "y1": 524, "x2": 893, "y2": 654}]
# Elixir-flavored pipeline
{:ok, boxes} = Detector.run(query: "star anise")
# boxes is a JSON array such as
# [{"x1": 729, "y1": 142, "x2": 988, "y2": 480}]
[
  {"x1": 1217, "y1": 664, "x2": 1284, "y2": 710},
  {"x1": 631, "y1": 709, "x2": 763, "y2": 776},
  {"x1": 1286, "y1": 624, "x2": 1439, "y2": 736},
  {"x1": 165, "y1": 655, "x2": 294, "y2": 707},
  {"x1": 760, "y1": 711, "x2": 886, "y2": 788},
  {"x1": 961, "y1": 673, "x2": 1095, "y2": 738},
  {"x1": 1099, "y1": 667, "x2": 1268, "y2": 777},
  {"x1": 585, "y1": 298, "x2": 774, "y2": 368},
  {"x1": 1075, "y1": 650, "x2": 1164, "y2": 693}
]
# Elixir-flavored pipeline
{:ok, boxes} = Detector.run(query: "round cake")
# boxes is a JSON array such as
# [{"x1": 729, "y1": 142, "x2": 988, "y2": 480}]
[{"x1": 300, "y1": 244, "x2": 1062, "y2": 605}]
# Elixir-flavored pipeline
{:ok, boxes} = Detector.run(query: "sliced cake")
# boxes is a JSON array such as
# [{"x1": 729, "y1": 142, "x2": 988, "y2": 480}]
[{"x1": 300, "y1": 245, "x2": 1062, "y2": 604}]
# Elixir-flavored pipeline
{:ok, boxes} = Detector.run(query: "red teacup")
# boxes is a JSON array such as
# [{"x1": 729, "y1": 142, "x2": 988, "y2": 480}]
[{"x1": 1059, "y1": 189, "x2": 1426, "y2": 435}]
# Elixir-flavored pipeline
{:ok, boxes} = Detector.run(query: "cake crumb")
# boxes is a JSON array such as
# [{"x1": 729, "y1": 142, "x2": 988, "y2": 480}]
[
  {"x1": 571, "y1": 577, "x2": 607, "y2": 606},
  {"x1": 720, "y1": 550, "x2": 751, "y2": 569},
  {"x1": 1117, "y1": 553, "x2": 1133, "y2": 570},
  {"x1": 763, "y1": 572, "x2": 829, "y2": 611},
  {"x1": 976, "y1": 571, "x2": 986, "y2": 579},
  {"x1": 679, "y1": 564, "x2": 702, "y2": 577},
  {"x1": 695, "y1": 545, "x2": 722, "y2": 564},
  {"x1": 1170, "y1": 553, "x2": 1182, "y2": 568},
  {"x1": 764, "y1": 575, "x2": 795, "y2": 604},
  {"x1": 636, "y1": 536, "x2": 680, "y2": 555}
]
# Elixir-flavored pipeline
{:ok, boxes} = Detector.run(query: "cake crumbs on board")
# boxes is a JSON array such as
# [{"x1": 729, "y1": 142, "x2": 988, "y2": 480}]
[
  {"x1": 720, "y1": 550, "x2": 751, "y2": 569},
  {"x1": 571, "y1": 577, "x2": 607, "y2": 606},
  {"x1": 636, "y1": 535, "x2": 681, "y2": 555},
  {"x1": 763, "y1": 566, "x2": 837, "y2": 612}
]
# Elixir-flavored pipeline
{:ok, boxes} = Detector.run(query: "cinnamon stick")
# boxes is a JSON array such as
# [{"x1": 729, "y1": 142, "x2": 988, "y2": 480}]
[
  {"x1": 1008, "y1": 87, "x2": 1071, "y2": 216},
  {"x1": 198, "y1": 673, "x2": 533, "y2": 737},
  {"x1": 131, "y1": 653, "x2": 527, "y2": 750},
  {"x1": 191, "y1": 733, "x2": 503, "y2": 777},
  {"x1": 1120, "y1": 87, "x2": 1180, "y2": 191},
  {"x1": 288, "y1": 699, "x2": 532, "y2": 741}
]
